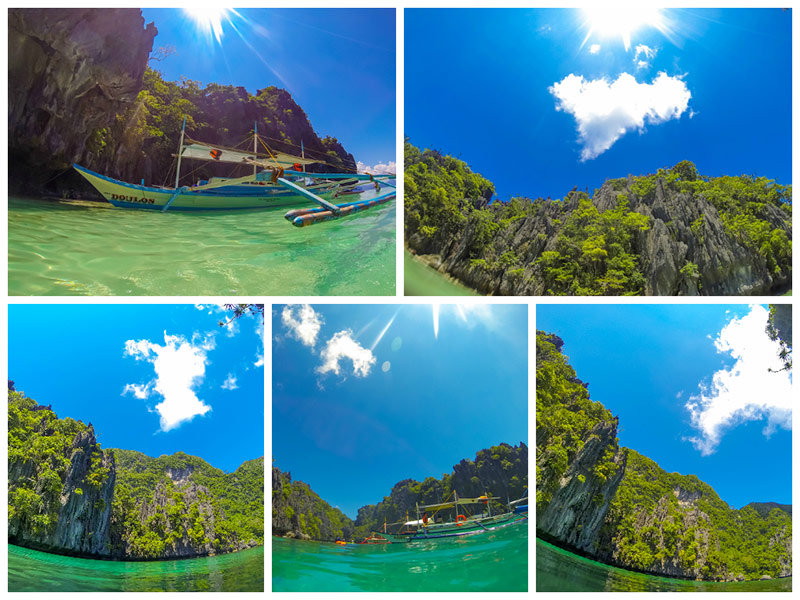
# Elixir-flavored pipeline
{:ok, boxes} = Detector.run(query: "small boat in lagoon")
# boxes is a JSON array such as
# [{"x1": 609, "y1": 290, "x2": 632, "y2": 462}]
[
  {"x1": 73, "y1": 118, "x2": 395, "y2": 226},
  {"x1": 372, "y1": 491, "x2": 527, "y2": 543}
]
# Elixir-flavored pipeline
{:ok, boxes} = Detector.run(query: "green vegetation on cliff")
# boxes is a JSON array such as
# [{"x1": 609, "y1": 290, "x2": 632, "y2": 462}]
[
  {"x1": 272, "y1": 467, "x2": 355, "y2": 542},
  {"x1": 111, "y1": 450, "x2": 264, "y2": 558},
  {"x1": 353, "y1": 442, "x2": 527, "y2": 540},
  {"x1": 84, "y1": 67, "x2": 356, "y2": 192},
  {"x1": 8, "y1": 389, "x2": 112, "y2": 540},
  {"x1": 536, "y1": 332, "x2": 619, "y2": 507},
  {"x1": 536, "y1": 333, "x2": 792, "y2": 581},
  {"x1": 8, "y1": 387, "x2": 263, "y2": 560},
  {"x1": 405, "y1": 141, "x2": 792, "y2": 296}
]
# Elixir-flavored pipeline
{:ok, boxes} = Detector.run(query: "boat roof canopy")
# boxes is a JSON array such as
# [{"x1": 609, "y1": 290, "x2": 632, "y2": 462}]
[
  {"x1": 180, "y1": 142, "x2": 319, "y2": 167},
  {"x1": 419, "y1": 497, "x2": 500, "y2": 510}
]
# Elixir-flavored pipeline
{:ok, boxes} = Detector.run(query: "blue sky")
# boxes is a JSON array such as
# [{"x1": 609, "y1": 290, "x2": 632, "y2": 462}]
[
  {"x1": 272, "y1": 304, "x2": 528, "y2": 518},
  {"x1": 537, "y1": 304, "x2": 792, "y2": 509},
  {"x1": 8, "y1": 304, "x2": 264, "y2": 472},
  {"x1": 406, "y1": 8, "x2": 791, "y2": 201},
  {"x1": 141, "y1": 8, "x2": 395, "y2": 170}
]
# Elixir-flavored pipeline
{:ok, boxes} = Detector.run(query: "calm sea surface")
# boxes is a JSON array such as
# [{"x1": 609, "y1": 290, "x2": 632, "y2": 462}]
[
  {"x1": 404, "y1": 250, "x2": 480, "y2": 296},
  {"x1": 537, "y1": 538, "x2": 792, "y2": 592},
  {"x1": 273, "y1": 521, "x2": 527, "y2": 592},
  {"x1": 8, "y1": 544, "x2": 264, "y2": 592},
  {"x1": 9, "y1": 189, "x2": 395, "y2": 296}
]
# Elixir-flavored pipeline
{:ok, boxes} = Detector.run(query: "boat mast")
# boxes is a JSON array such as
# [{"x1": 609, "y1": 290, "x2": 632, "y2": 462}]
[
  {"x1": 254, "y1": 121, "x2": 258, "y2": 177},
  {"x1": 301, "y1": 139, "x2": 306, "y2": 173},
  {"x1": 174, "y1": 115, "x2": 187, "y2": 189}
]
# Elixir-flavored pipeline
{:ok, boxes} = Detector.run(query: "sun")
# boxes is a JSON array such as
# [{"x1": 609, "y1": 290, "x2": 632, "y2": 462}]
[
  {"x1": 183, "y1": 7, "x2": 231, "y2": 44},
  {"x1": 581, "y1": 6, "x2": 664, "y2": 51}
]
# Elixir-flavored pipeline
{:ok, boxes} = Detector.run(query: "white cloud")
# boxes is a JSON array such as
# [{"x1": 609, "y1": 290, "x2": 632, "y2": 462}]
[
  {"x1": 122, "y1": 382, "x2": 152, "y2": 399},
  {"x1": 634, "y1": 44, "x2": 657, "y2": 69},
  {"x1": 549, "y1": 71, "x2": 691, "y2": 160},
  {"x1": 357, "y1": 161, "x2": 396, "y2": 175},
  {"x1": 221, "y1": 373, "x2": 238, "y2": 391},
  {"x1": 282, "y1": 304, "x2": 323, "y2": 347},
  {"x1": 589, "y1": 44, "x2": 601, "y2": 55},
  {"x1": 123, "y1": 332, "x2": 212, "y2": 431},
  {"x1": 254, "y1": 353, "x2": 264, "y2": 368},
  {"x1": 317, "y1": 330, "x2": 376, "y2": 378},
  {"x1": 685, "y1": 305, "x2": 792, "y2": 456}
]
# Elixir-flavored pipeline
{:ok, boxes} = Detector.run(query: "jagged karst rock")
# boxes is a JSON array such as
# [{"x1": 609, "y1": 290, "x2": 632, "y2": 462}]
[
  {"x1": 407, "y1": 160, "x2": 791, "y2": 296},
  {"x1": 537, "y1": 419, "x2": 626, "y2": 553},
  {"x1": 8, "y1": 8, "x2": 156, "y2": 194},
  {"x1": 272, "y1": 467, "x2": 355, "y2": 541},
  {"x1": 8, "y1": 419, "x2": 115, "y2": 557}
]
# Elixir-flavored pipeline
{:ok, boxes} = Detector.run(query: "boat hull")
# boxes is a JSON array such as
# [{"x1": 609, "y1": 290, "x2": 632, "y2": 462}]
[
  {"x1": 374, "y1": 513, "x2": 527, "y2": 543},
  {"x1": 73, "y1": 164, "x2": 341, "y2": 211}
]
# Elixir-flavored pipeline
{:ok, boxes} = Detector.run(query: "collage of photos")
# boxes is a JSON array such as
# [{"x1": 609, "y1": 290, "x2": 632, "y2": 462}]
[{"x1": 3, "y1": 4, "x2": 793, "y2": 597}]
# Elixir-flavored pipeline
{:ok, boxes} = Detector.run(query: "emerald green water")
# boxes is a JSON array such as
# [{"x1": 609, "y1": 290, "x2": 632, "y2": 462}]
[
  {"x1": 404, "y1": 250, "x2": 480, "y2": 296},
  {"x1": 273, "y1": 521, "x2": 527, "y2": 592},
  {"x1": 537, "y1": 538, "x2": 792, "y2": 592},
  {"x1": 8, "y1": 544, "x2": 264, "y2": 592},
  {"x1": 8, "y1": 191, "x2": 395, "y2": 296}
]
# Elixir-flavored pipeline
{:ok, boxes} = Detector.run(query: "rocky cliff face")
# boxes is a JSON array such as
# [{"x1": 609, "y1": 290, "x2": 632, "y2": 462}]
[
  {"x1": 272, "y1": 467, "x2": 355, "y2": 541},
  {"x1": 8, "y1": 422, "x2": 116, "y2": 557},
  {"x1": 113, "y1": 476, "x2": 220, "y2": 559},
  {"x1": 353, "y1": 442, "x2": 528, "y2": 538},
  {"x1": 8, "y1": 8, "x2": 156, "y2": 194},
  {"x1": 407, "y1": 161, "x2": 791, "y2": 296},
  {"x1": 537, "y1": 419, "x2": 626, "y2": 554}
]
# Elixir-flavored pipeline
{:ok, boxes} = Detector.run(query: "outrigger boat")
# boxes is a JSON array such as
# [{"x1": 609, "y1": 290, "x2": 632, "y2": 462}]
[
  {"x1": 73, "y1": 118, "x2": 395, "y2": 227},
  {"x1": 372, "y1": 491, "x2": 527, "y2": 543}
]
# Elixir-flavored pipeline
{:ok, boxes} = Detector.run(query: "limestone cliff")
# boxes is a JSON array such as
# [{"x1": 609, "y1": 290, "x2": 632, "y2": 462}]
[
  {"x1": 8, "y1": 390, "x2": 263, "y2": 560},
  {"x1": 536, "y1": 331, "x2": 792, "y2": 581},
  {"x1": 8, "y1": 8, "x2": 156, "y2": 194},
  {"x1": 406, "y1": 143, "x2": 792, "y2": 296},
  {"x1": 8, "y1": 391, "x2": 116, "y2": 557},
  {"x1": 354, "y1": 442, "x2": 528, "y2": 539},
  {"x1": 272, "y1": 467, "x2": 355, "y2": 541}
]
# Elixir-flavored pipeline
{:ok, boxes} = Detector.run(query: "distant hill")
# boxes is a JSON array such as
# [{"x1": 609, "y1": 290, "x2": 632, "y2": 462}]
[{"x1": 746, "y1": 502, "x2": 792, "y2": 519}]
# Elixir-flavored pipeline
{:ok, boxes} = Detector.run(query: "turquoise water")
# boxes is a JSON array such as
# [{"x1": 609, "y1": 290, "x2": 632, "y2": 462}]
[
  {"x1": 537, "y1": 538, "x2": 792, "y2": 592},
  {"x1": 404, "y1": 250, "x2": 480, "y2": 296},
  {"x1": 273, "y1": 521, "x2": 528, "y2": 592},
  {"x1": 8, "y1": 544, "x2": 264, "y2": 592},
  {"x1": 8, "y1": 189, "x2": 395, "y2": 296}
]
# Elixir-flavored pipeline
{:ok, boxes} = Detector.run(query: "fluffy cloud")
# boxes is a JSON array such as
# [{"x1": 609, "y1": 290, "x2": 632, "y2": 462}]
[
  {"x1": 634, "y1": 44, "x2": 657, "y2": 69},
  {"x1": 282, "y1": 304, "x2": 322, "y2": 347},
  {"x1": 589, "y1": 44, "x2": 601, "y2": 55},
  {"x1": 685, "y1": 305, "x2": 792, "y2": 456},
  {"x1": 357, "y1": 161, "x2": 396, "y2": 175},
  {"x1": 317, "y1": 330, "x2": 376, "y2": 378},
  {"x1": 123, "y1": 332, "x2": 212, "y2": 431},
  {"x1": 221, "y1": 373, "x2": 238, "y2": 391},
  {"x1": 550, "y1": 71, "x2": 691, "y2": 160}
]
